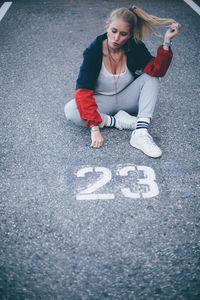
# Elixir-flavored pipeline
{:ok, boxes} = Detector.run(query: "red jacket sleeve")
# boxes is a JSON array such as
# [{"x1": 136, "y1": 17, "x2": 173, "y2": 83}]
[
  {"x1": 144, "y1": 45, "x2": 173, "y2": 77},
  {"x1": 75, "y1": 88, "x2": 102, "y2": 127}
]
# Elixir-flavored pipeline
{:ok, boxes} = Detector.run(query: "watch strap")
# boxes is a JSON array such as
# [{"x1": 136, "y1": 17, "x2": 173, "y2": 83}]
[{"x1": 163, "y1": 41, "x2": 172, "y2": 47}]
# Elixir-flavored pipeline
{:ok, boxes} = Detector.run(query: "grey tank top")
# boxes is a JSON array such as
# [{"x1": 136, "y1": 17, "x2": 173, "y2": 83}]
[{"x1": 95, "y1": 61, "x2": 134, "y2": 95}]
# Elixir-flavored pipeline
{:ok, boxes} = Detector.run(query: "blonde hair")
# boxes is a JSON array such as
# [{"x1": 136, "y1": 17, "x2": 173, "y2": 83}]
[{"x1": 107, "y1": 6, "x2": 176, "y2": 41}]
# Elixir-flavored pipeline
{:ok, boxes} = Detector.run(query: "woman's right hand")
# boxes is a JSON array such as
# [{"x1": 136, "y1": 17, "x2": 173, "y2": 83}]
[
  {"x1": 164, "y1": 22, "x2": 181, "y2": 42},
  {"x1": 90, "y1": 126, "x2": 104, "y2": 148}
]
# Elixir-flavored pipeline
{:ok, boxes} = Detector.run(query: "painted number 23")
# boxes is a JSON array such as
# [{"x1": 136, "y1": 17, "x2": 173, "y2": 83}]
[{"x1": 76, "y1": 166, "x2": 159, "y2": 200}]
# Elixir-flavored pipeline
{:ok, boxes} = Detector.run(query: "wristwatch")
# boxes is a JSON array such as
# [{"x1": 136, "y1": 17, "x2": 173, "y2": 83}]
[{"x1": 163, "y1": 41, "x2": 172, "y2": 47}]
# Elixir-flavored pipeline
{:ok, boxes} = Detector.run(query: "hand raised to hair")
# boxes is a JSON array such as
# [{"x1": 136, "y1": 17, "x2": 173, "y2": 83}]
[
  {"x1": 90, "y1": 126, "x2": 104, "y2": 148},
  {"x1": 164, "y1": 22, "x2": 181, "y2": 42}
]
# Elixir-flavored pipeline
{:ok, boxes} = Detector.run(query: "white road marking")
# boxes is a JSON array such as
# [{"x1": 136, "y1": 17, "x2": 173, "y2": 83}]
[
  {"x1": 0, "y1": 2, "x2": 12, "y2": 22},
  {"x1": 76, "y1": 167, "x2": 114, "y2": 200},
  {"x1": 76, "y1": 193, "x2": 115, "y2": 200},
  {"x1": 75, "y1": 165, "x2": 159, "y2": 200},
  {"x1": 118, "y1": 166, "x2": 159, "y2": 199},
  {"x1": 184, "y1": 0, "x2": 200, "y2": 15}
]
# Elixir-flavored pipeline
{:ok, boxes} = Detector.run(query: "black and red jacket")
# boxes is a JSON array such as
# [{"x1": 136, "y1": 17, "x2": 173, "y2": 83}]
[{"x1": 75, "y1": 33, "x2": 173, "y2": 127}]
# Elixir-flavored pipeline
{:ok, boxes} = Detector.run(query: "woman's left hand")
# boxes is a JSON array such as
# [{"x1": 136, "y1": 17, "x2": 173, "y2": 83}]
[
  {"x1": 90, "y1": 126, "x2": 104, "y2": 148},
  {"x1": 164, "y1": 22, "x2": 181, "y2": 42}
]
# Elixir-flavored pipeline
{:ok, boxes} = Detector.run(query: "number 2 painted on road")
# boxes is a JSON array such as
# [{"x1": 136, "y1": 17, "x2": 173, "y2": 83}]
[
  {"x1": 75, "y1": 165, "x2": 159, "y2": 200},
  {"x1": 76, "y1": 167, "x2": 114, "y2": 200}
]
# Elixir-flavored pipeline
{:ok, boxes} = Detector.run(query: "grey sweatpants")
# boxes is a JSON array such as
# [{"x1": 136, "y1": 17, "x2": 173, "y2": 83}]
[{"x1": 64, "y1": 73, "x2": 159, "y2": 128}]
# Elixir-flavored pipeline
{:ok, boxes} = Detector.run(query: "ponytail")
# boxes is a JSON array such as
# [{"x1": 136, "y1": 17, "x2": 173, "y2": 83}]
[
  {"x1": 131, "y1": 6, "x2": 176, "y2": 41},
  {"x1": 106, "y1": 5, "x2": 176, "y2": 42}
]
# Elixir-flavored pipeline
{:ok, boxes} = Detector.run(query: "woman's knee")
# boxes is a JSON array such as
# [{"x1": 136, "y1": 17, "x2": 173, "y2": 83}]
[
  {"x1": 64, "y1": 99, "x2": 86, "y2": 127},
  {"x1": 143, "y1": 73, "x2": 160, "y2": 87},
  {"x1": 64, "y1": 99, "x2": 77, "y2": 121}
]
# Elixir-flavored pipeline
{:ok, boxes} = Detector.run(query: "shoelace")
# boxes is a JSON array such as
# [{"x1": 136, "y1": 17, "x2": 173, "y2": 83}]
[{"x1": 142, "y1": 133, "x2": 157, "y2": 147}]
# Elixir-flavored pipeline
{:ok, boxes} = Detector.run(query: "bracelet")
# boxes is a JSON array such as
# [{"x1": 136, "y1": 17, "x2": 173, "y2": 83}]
[
  {"x1": 163, "y1": 41, "x2": 172, "y2": 47},
  {"x1": 90, "y1": 125, "x2": 100, "y2": 132},
  {"x1": 91, "y1": 129, "x2": 99, "y2": 132}
]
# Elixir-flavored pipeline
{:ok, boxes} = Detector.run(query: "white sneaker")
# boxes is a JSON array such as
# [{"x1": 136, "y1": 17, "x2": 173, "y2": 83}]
[
  {"x1": 130, "y1": 131, "x2": 162, "y2": 158},
  {"x1": 114, "y1": 110, "x2": 137, "y2": 130}
]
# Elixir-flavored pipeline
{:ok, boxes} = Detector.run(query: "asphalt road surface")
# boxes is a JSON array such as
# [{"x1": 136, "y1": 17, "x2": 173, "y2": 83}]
[{"x1": 0, "y1": 0, "x2": 200, "y2": 299}]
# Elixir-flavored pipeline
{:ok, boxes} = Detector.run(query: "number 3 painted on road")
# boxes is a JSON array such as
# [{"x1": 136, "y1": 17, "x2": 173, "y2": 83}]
[{"x1": 119, "y1": 166, "x2": 159, "y2": 199}]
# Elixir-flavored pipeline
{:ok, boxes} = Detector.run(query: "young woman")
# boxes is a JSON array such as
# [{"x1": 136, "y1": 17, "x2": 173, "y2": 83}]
[{"x1": 64, "y1": 5, "x2": 181, "y2": 158}]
